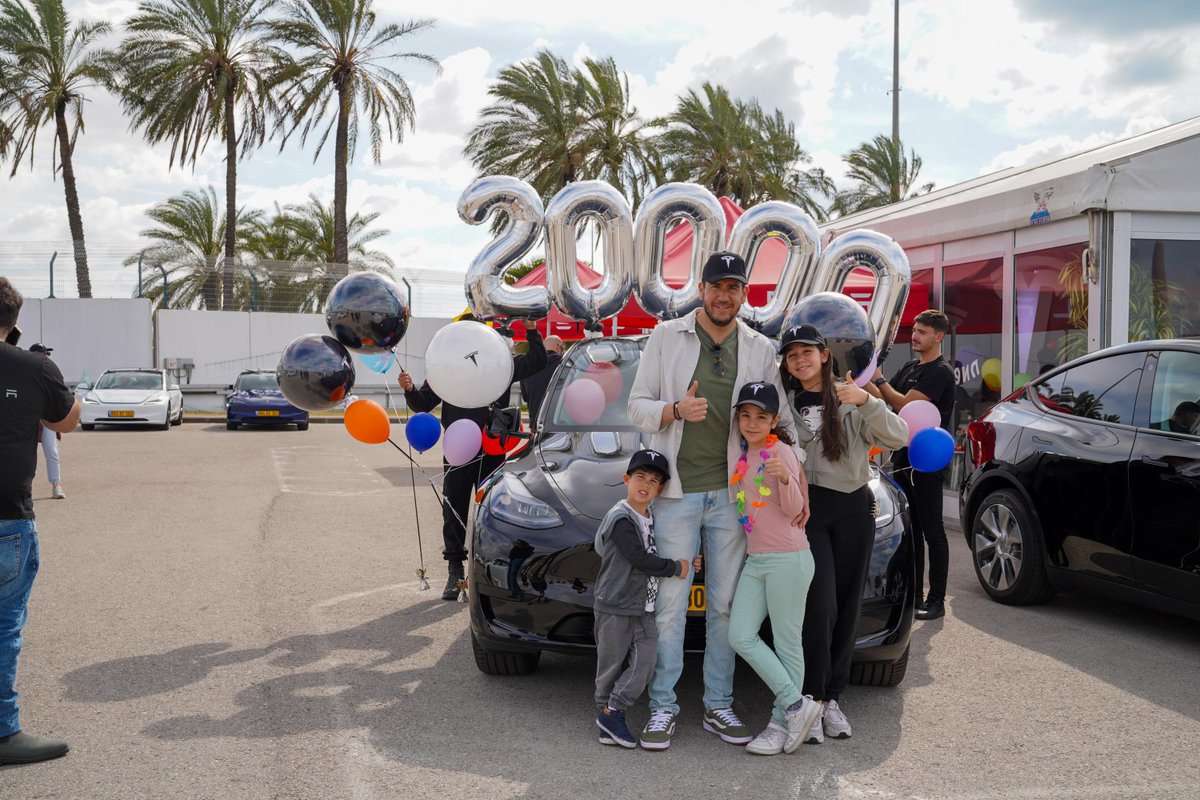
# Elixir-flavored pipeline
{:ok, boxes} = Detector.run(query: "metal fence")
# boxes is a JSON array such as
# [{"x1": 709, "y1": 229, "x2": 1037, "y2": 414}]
[{"x1": 0, "y1": 241, "x2": 469, "y2": 318}]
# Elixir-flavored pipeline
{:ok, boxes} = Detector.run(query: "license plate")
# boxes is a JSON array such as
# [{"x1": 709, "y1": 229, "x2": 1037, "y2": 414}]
[
  {"x1": 256, "y1": 410, "x2": 280, "y2": 417},
  {"x1": 108, "y1": 410, "x2": 134, "y2": 417},
  {"x1": 688, "y1": 584, "x2": 706, "y2": 612}
]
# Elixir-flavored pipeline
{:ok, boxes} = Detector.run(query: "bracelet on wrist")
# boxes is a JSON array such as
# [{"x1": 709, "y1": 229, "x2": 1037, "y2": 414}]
[{"x1": 672, "y1": 401, "x2": 682, "y2": 420}]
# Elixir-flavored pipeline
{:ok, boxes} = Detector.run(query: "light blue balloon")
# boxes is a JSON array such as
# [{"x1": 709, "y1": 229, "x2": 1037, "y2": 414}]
[{"x1": 358, "y1": 351, "x2": 396, "y2": 374}]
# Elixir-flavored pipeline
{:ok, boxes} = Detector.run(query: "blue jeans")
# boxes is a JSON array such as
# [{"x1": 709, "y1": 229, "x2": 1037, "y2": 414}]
[
  {"x1": 0, "y1": 519, "x2": 39, "y2": 737},
  {"x1": 649, "y1": 491, "x2": 744, "y2": 715}
]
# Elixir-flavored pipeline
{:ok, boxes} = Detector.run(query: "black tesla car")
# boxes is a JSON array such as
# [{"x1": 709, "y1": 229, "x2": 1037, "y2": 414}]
[
  {"x1": 468, "y1": 336, "x2": 916, "y2": 686},
  {"x1": 960, "y1": 339, "x2": 1200, "y2": 621}
]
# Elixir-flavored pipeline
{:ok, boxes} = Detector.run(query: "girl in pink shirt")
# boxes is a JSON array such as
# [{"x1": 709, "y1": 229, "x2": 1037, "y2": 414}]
[{"x1": 726, "y1": 382, "x2": 824, "y2": 755}]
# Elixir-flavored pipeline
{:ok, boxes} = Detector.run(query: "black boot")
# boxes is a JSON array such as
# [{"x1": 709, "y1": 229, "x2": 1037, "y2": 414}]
[
  {"x1": 442, "y1": 561, "x2": 465, "y2": 601},
  {"x1": 0, "y1": 731, "x2": 70, "y2": 765}
]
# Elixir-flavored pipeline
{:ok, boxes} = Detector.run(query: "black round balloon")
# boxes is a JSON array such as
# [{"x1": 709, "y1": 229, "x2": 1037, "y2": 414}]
[
  {"x1": 324, "y1": 271, "x2": 409, "y2": 353},
  {"x1": 276, "y1": 334, "x2": 356, "y2": 412},
  {"x1": 782, "y1": 292, "x2": 876, "y2": 379}
]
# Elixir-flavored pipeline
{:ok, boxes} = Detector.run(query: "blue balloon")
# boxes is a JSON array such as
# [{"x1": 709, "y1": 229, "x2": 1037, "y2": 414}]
[
  {"x1": 909, "y1": 427, "x2": 955, "y2": 473},
  {"x1": 358, "y1": 351, "x2": 396, "y2": 374},
  {"x1": 405, "y1": 412, "x2": 442, "y2": 453}
]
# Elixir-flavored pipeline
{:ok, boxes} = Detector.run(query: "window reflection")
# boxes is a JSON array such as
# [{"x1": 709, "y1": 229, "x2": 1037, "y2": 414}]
[
  {"x1": 1129, "y1": 240, "x2": 1200, "y2": 342},
  {"x1": 1015, "y1": 243, "x2": 1088, "y2": 377}
]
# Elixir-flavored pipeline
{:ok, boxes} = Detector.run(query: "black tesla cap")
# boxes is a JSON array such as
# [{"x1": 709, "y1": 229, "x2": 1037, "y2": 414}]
[
  {"x1": 701, "y1": 251, "x2": 750, "y2": 285},
  {"x1": 779, "y1": 323, "x2": 826, "y2": 352},
  {"x1": 626, "y1": 448, "x2": 670, "y2": 481},
  {"x1": 734, "y1": 382, "x2": 780, "y2": 415},
  {"x1": 29, "y1": 343, "x2": 52, "y2": 354}
]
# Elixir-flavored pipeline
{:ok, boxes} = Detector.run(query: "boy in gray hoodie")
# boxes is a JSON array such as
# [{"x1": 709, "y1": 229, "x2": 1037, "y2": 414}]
[{"x1": 593, "y1": 449, "x2": 700, "y2": 748}]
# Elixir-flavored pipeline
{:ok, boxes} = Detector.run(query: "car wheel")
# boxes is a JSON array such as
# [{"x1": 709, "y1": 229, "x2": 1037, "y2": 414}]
[
  {"x1": 849, "y1": 644, "x2": 909, "y2": 688},
  {"x1": 160, "y1": 416, "x2": 171, "y2": 431},
  {"x1": 81, "y1": 423, "x2": 95, "y2": 431},
  {"x1": 296, "y1": 422, "x2": 309, "y2": 431},
  {"x1": 971, "y1": 489, "x2": 1055, "y2": 605},
  {"x1": 226, "y1": 421, "x2": 239, "y2": 431},
  {"x1": 471, "y1": 631, "x2": 540, "y2": 676},
  {"x1": 172, "y1": 408, "x2": 183, "y2": 426}
]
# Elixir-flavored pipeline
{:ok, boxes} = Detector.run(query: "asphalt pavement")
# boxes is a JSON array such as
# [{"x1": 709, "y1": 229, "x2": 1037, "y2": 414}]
[{"x1": 6, "y1": 424, "x2": 1199, "y2": 799}]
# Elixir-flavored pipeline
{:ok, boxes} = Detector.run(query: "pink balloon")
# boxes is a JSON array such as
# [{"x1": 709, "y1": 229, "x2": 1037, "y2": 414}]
[
  {"x1": 443, "y1": 418, "x2": 482, "y2": 467},
  {"x1": 584, "y1": 362, "x2": 623, "y2": 405},
  {"x1": 564, "y1": 378, "x2": 606, "y2": 425},
  {"x1": 852, "y1": 348, "x2": 880, "y2": 388},
  {"x1": 899, "y1": 400, "x2": 941, "y2": 443}
]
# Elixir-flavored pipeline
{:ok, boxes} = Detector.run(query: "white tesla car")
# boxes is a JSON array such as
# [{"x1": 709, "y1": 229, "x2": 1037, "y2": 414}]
[{"x1": 80, "y1": 369, "x2": 184, "y2": 430}]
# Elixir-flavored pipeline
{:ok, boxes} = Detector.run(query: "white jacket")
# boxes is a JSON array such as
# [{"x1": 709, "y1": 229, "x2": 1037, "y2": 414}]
[{"x1": 627, "y1": 310, "x2": 803, "y2": 500}]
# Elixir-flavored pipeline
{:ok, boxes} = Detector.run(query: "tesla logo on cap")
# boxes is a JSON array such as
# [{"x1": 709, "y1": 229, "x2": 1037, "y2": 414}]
[
  {"x1": 721, "y1": 255, "x2": 736, "y2": 268},
  {"x1": 4, "y1": 389, "x2": 15, "y2": 399},
  {"x1": 750, "y1": 383, "x2": 764, "y2": 394},
  {"x1": 464, "y1": 351, "x2": 479, "y2": 366}
]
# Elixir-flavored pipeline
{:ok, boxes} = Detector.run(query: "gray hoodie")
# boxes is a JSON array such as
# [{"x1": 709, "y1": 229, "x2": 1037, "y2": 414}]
[
  {"x1": 593, "y1": 501, "x2": 683, "y2": 616},
  {"x1": 784, "y1": 392, "x2": 909, "y2": 493}
]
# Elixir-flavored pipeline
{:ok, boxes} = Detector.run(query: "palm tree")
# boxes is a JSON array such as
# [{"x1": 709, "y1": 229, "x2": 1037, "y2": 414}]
[
  {"x1": 830, "y1": 134, "x2": 934, "y2": 217},
  {"x1": 114, "y1": 0, "x2": 281, "y2": 310},
  {"x1": 284, "y1": 193, "x2": 393, "y2": 301},
  {"x1": 265, "y1": 0, "x2": 437, "y2": 269},
  {"x1": 124, "y1": 185, "x2": 261, "y2": 310},
  {"x1": 0, "y1": 0, "x2": 116, "y2": 298},
  {"x1": 657, "y1": 82, "x2": 832, "y2": 219},
  {"x1": 464, "y1": 50, "x2": 585, "y2": 207},
  {"x1": 574, "y1": 56, "x2": 660, "y2": 209},
  {"x1": 241, "y1": 203, "x2": 324, "y2": 312}
]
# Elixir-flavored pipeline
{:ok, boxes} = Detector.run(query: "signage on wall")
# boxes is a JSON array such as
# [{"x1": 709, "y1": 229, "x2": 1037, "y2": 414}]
[{"x1": 1029, "y1": 188, "x2": 1053, "y2": 226}]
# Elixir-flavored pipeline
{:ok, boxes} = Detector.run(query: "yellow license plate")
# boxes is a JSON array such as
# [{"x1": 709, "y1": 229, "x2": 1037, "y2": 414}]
[
  {"x1": 688, "y1": 584, "x2": 706, "y2": 612},
  {"x1": 108, "y1": 410, "x2": 135, "y2": 417},
  {"x1": 256, "y1": 410, "x2": 280, "y2": 416}
]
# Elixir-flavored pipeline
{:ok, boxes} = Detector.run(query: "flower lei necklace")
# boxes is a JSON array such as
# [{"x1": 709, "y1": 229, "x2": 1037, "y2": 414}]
[{"x1": 729, "y1": 434, "x2": 777, "y2": 534}]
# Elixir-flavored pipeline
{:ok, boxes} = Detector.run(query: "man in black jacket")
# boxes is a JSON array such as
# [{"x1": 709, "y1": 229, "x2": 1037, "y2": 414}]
[
  {"x1": 0, "y1": 277, "x2": 81, "y2": 765},
  {"x1": 399, "y1": 317, "x2": 546, "y2": 599},
  {"x1": 519, "y1": 334, "x2": 563, "y2": 431}
]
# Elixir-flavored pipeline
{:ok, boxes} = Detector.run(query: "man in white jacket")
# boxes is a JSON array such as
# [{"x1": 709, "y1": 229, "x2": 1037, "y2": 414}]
[{"x1": 627, "y1": 251, "x2": 808, "y2": 750}]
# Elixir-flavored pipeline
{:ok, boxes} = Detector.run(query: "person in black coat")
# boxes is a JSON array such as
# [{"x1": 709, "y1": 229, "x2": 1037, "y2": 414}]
[
  {"x1": 399, "y1": 317, "x2": 546, "y2": 599},
  {"x1": 520, "y1": 334, "x2": 563, "y2": 431}
]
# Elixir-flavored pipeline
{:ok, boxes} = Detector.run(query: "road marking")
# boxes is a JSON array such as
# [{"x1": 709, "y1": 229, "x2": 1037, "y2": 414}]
[{"x1": 272, "y1": 445, "x2": 394, "y2": 496}]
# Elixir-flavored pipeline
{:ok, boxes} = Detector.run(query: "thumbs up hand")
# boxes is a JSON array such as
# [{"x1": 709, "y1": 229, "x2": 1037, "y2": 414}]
[{"x1": 676, "y1": 380, "x2": 709, "y2": 423}]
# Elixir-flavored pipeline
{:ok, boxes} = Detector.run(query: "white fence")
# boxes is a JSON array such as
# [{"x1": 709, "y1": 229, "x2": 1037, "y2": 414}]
[{"x1": 15, "y1": 298, "x2": 154, "y2": 385}]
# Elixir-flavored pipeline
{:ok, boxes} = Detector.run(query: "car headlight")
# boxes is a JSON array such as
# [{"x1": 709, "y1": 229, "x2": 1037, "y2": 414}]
[
  {"x1": 870, "y1": 478, "x2": 896, "y2": 529},
  {"x1": 83, "y1": 392, "x2": 99, "y2": 404},
  {"x1": 483, "y1": 473, "x2": 563, "y2": 529},
  {"x1": 145, "y1": 393, "x2": 167, "y2": 404}
]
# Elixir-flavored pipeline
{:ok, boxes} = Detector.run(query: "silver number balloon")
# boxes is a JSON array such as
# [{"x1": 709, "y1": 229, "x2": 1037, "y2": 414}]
[
  {"x1": 458, "y1": 176, "x2": 550, "y2": 319},
  {"x1": 812, "y1": 230, "x2": 912, "y2": 361},
  {"x1": 544, "y1": 180, "x2": 635, "y2": 326},
  {"x1": 728, "y1": 201, "x2": 821, "y2": 337},
  {"x1": 632, "y1": 182, "x2": 725, "y2": 320}
]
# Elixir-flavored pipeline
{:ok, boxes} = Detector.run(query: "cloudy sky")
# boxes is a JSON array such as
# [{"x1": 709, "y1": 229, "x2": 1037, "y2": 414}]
[{"x1": 5, "y1": 0, "x2": 1200, "y2": 311}]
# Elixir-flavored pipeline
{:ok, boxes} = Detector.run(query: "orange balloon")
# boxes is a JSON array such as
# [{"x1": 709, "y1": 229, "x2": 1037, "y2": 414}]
[{"x1": 344, "y1": 398, "x2": 390, "y2": 444}]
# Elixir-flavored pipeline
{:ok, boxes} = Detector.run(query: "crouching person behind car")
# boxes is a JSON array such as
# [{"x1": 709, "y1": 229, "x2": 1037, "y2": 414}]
[{"x1": 592, "y1": 449, "x2": 700, "y2": 749}]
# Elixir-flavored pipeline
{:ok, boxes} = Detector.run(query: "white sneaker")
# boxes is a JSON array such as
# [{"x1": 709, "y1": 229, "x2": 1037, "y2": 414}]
[
  {"x1": 803, "y1": 708, "x2": 825, "y2": 745},
  {"x1": 745, "y1": 719, "x2": 787, "y2": 755},
  {"x1": 824, "y1": 699, "x2": 852, "y2": 739},
  {"x1": 784, "y1": 696, "x2": 824, "y2": 753},
  {"x1": 51, "y1": 483, "x2": 65, "y2": 499}
]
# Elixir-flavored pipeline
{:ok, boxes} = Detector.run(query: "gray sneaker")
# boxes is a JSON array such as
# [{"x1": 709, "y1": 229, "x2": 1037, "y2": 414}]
[
  {"x1": 745, "y1": 719, "x2": 787, "y2": 756},
  {"x1": 51, "y1": 483, "x2": 65, "y2": 499},
  {"x1": 786, "y1": 696, "x2": 824, "y2": 751},
  {"x1": 702, "y1": 707, "x2": 753, "y2": 745},
  {"x1": 639, "y1": 709, "x2": 676, "y2": 751},
  {"x1": 823, "y1": 699, "x2": 852, "y2": 739}
]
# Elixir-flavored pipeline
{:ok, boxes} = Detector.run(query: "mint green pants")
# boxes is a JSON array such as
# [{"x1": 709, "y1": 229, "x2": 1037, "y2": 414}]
[{"x1": 728, "y1": 550, "x2": 816, "y2": 724}]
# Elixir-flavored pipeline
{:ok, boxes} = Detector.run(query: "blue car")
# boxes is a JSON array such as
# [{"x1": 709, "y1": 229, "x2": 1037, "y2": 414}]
[{"x1": 225, "y1": 370, "x2": 309, "y2": 430}]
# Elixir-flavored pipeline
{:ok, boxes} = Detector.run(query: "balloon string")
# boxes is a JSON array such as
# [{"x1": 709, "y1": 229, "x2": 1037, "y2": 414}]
[{"x1": 385, "y1": 438, "x2": 471, "y2": 536}]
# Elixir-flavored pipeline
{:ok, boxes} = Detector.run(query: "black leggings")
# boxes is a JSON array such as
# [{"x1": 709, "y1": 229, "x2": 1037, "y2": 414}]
[
  {"x1": 802, "y1": 484, "x2": 875, "y2": 702},
  {"x1": 440, "y1": 453, "x2": 505, "y2": 563},
  {"x1": 895, "y1": 464, "x2": 948, "y2": 603}
]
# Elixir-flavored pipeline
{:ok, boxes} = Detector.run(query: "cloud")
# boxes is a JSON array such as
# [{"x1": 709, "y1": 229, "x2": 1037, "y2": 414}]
[
  {"x1": 980, "y1": 116, "x2": 1172, "y2": 173},
  {"x1": 1012, "y1": 0, "x2": 1200, "y2": 35}
]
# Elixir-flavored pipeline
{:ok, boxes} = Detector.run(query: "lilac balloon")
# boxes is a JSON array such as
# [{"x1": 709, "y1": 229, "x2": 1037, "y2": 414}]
[
  {"x1": 852, "y1": 348, "x2": 880, "y2": 388},
  {"x1": 564, "y1": 378, "x2": 606, "y2": 425},
  {"x1": 443, "y1": 418, "x2": 482, "y2": 467},
  {"x1": 899, "y1": 399, "x2": 941, "y2": 443}
]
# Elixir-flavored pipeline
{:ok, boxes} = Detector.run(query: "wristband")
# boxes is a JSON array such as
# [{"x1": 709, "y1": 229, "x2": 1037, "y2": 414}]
[
  {"x1": 873, "y1": 378, "x2": 887, "y2": 388},
  {"x1": 672, "y1": 401, "x2": 682, "y2": 420}
]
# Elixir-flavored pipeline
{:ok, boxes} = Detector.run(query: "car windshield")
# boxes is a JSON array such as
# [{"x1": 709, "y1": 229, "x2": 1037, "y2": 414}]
[
  {"x1": 541, "y1": 338, "x2": 645, "y2": 433},
  {"x1": 95, "y1": 371, "x2": 162, "y2": 391},
  {"x1": 237, "y1": 373, "x2": 279, "y2": 391}
]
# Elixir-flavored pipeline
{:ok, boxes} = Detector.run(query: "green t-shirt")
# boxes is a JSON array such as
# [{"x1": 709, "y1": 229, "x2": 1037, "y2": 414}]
[{"x1": 676, "y1": 325, "x2": 738, "y2": 493}]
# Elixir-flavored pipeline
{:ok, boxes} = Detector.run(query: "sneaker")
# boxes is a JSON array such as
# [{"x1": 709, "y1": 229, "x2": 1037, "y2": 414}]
[
  {"x1": 803, "y1": 708, "x2": 825, "y2": 745},
  {"x1": 598, "y1": 734, "x2": 616, "y2": 746},
  {"x1": 916, "y1": 599, "x2": 945, "y2": 620},
  {"x1": 0, "y1": 731, "x2": 69, "y2": 765},
  {"x1": 51, "y1": 483, "x2": 65, "y2": 499},
  {"x1": 745, "y1": 720, "x2": 788, "y2": 756},
  {"x1": 702, "y1": 707, "x2": 753, "y2": 745},
  {"x1": 784, "y1": 696, "x2": 824, "y2": 753},
  {"x1": 639, "y1": 709, "x2": 676, "y2": 751},
  {"x1": 442, "y1": 562, "x2": 465, "y2": 601},
  {"x1": 595, "y1": 706, "x2": 637, "y2": 749},
  {"x1": 823, "y1": 699, "x2": 852, "y2": 739}
]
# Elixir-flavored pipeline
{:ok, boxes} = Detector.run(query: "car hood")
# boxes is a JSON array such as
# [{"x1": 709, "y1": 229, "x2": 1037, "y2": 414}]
[
  {"x1": 536, "y1": 431, "x2": 641, "y2": 520},
  {"x1": 93, "y1": 389, "x2": 162, "y2": 403}
]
